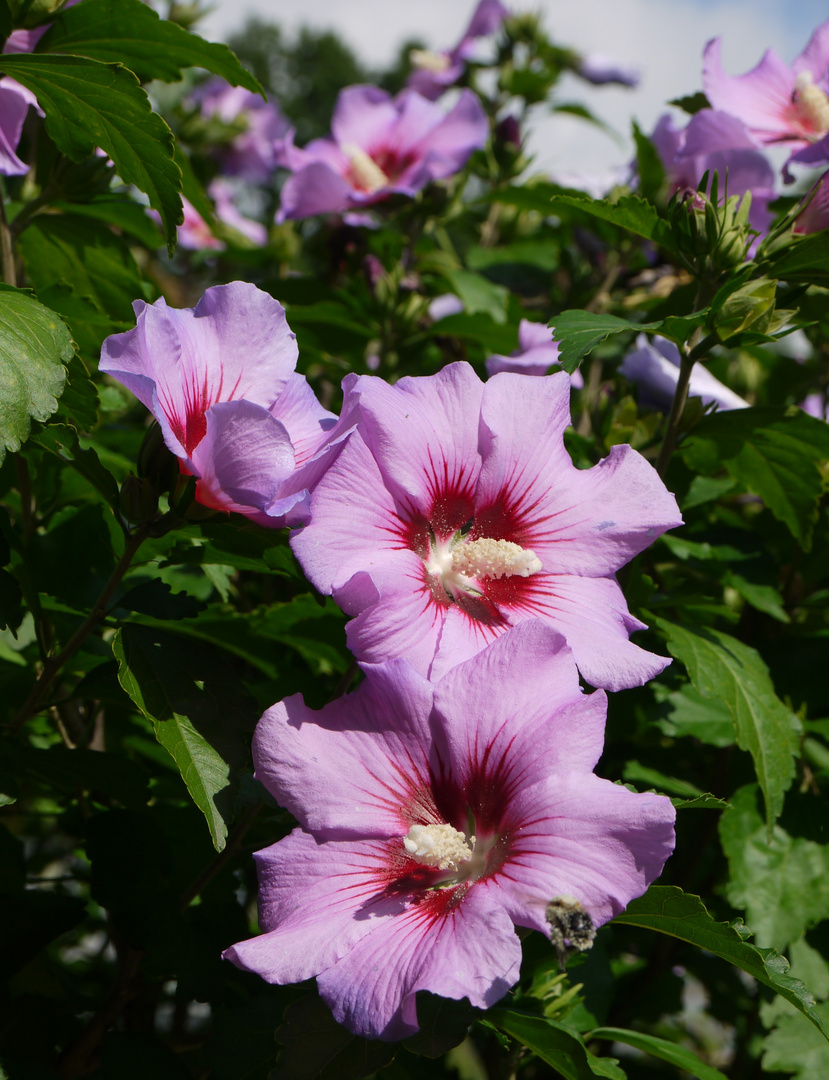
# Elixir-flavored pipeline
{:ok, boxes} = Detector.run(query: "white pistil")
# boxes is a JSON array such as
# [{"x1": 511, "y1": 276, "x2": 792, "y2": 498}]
[
  {"x1": 343, "y1": 143, "x2": 389, "y2": 193},
  {"x1": 794, "y1": 71, "x2": 829, "y2": 136},
  {"x1": 403, "y1": 823, "x2": 475, "y2": 871},
  {"x1": 452, "y1": 537, "x2": 542, "y2": 580},
  {"x1": 409, "y1": 48, "x2": 452, "y2": 73}
]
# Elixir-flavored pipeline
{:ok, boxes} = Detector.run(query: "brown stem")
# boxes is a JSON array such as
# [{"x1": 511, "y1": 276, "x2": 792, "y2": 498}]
[
  {"x1": 8, "y1": 528, "x2": 148, "y2": 734},
  {"x1": 655, "y1": 348, "x2": 695, "y2": 477},
  {"x1": 0, "y1": 191, "x2": 16, "y2": 287}
]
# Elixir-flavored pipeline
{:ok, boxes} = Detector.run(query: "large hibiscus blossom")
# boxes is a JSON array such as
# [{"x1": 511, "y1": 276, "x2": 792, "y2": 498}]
[
  {"x1": 292, "y1": 362, "x2": 682, "y2": 690},
  {"x1": 224, "y1": 623, "x2": 676, "y2": 1040}
]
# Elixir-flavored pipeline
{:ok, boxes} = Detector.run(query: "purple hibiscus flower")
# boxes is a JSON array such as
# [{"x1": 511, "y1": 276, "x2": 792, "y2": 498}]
[
  {"x1": 620, "y1": 335, "x2": 749, "y2": 412},
  {"x1": 99, "y1": 282, "x2": 354, "y2": 527},
  {"x1": 406, "y1": 0, "x2": 508, "y2": 100},
  {"x1": 650, "y1": 111, "x2": 776, "y2": 238},
  {"x1": 486, "y1": 319, "x2": 584, "y2": 387},
  {"x1": 0, "y1": 78, "x2": 40, "y2": 176},
  {"x1": 291, "y1": 362, "x2": 682, "y2": 691},
  {"x1": 702, "y1": 20, "x2": 829, "y2": 173},
  {"x1": 224, "y1": 622, "x2": 676, "y2": 1040},
  {"x1": 194, "y1": 78, "x2": 290, "y2": 184},
  {"x1": 275, "y1": 85, "x2": 488, "y2": 221}
]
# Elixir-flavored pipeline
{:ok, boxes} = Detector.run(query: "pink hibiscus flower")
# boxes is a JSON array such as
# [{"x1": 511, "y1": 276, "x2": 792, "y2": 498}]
[
  {"x1": 702, "y1": 20, "x2": 829, "y2": 172},
  {"x1": 291, "y1": 362, "x2": 682, "y2": 690},
  {"x1": 99, "y1": 282, "x2": 354, "y2": 527},
  {"x1": 224, "y1": 622, "x2": 676, "y2": 1040},
  {"x1": 275, "y1": 85, "x2": 488, "y2": 221}
]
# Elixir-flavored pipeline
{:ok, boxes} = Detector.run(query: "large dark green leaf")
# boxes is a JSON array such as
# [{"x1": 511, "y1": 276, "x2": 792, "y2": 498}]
[
  {"x1": 655, "y1": 619, "x2": 800, "y2": 826},
  {"x1": 548, "y1": 192, "x2": 679, "y2": 255},
  {"x1": 614, "y1": 886, "x2": 829, "y2": 1039},
  {"x1": 720, "y1": 786, "x2": 829, "y2": 950},
  {"x1": 0, "y1": 283, "x2": 73, "y2": 465},
  {"x1": 680, "y1": 407, "x2": 829, "y2": 549},
  {"x1": 39, "y1": 0, "x2": 262, "y2": 91},
  {"x1": 487, "y1": 1009, "x2": 626, "y2": 1079},
  {"x1": 0, "y1": 53, "x2": 182, "y2": 251},
  {"x1": 112, "y1": 624, "x2": 257, "y2": 851},
  {"x1": 32, "y1": 423, "x2": 119, "y2": 509}
]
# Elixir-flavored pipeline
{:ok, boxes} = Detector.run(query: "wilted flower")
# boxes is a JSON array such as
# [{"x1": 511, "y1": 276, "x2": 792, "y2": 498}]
[
  {"x1": 407, "y1": 0, "x2": 509, "y2": 100},
  {"x1": 486, "y1": 319, "x2": 583, "y2": 387},
  {"x1": 275, "y1": 85, "x2": 488, "y2": 221},
  {"x1": 224, "y1": 622, "x2": 676, "y2": 1040},
  {"x1": 620, "y1": 334, "x2": 749, "y2": 412},
  {"x1": 292, "y1": 362, "x2": 682, "y2": 690},
  {"x1": 577, "y1": 53, "x2": 640, "y2": 88},
  {"x1": 100, "y1": 282, "x2": 353, "y2": 527},
  {"x1": 194, "y1": 78, "x2": 290, "y2": 183},
  {"x1": 702, "y1": 21, "x2": 829, "y2": 173}
]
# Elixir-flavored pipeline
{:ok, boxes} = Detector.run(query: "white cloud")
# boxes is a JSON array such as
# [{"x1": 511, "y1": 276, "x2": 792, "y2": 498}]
[{"x1": 199, "y1": 0, "x2": 817, "y2": 175}]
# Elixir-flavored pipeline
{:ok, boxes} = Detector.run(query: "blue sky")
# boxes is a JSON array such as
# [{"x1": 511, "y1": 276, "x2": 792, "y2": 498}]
[{"x1": 200, "y1": 0, "x2": 825, "y2": 175}]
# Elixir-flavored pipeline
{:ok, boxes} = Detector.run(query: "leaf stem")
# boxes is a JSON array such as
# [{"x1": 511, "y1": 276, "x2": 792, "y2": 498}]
[
  {"x1": 8, "y1": 526, "x2": 149, "y2": 734},
  {"x1": 654, "y1": 332, "x2": 718, "y2": 477}
]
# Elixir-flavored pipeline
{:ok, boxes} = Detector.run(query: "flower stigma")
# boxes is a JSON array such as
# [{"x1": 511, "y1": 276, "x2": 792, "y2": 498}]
[
  {"x1": 343, "y1": 143, "x2": 390, "y2": 193},
  {"x1": 793, "y1": 71, "x2": 829, "y2": 137},
  {"x1": 424, "y1": 533, "x2": 542, "y2": 600},
  {"x1": 403, "y1": 822, "x2": 475, "y2": 871},
  {"x1": 409, "y1": 48, "x2": 452, "y2": 74}
]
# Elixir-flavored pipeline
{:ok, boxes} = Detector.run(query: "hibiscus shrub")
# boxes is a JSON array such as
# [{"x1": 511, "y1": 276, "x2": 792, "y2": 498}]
[{"x1": 2, "y1": 2, "x2": 829, "y2": 1079}]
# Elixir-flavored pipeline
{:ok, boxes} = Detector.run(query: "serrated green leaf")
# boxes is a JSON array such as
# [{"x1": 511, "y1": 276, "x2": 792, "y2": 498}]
[
  {"x1": 39, "y1": 0, "x2": 262, "y2": 91},
  {"x1": 720, "y1": 785, "x2": 829, "y2": 949},
  {"x1": 655, "y1": 619, "x2": 800, "y2": 826},
  {"x1": 656, "y1": 684, "x2": 736, "y2": 748},
  {"x1": 614, "y1": 886, "x2": 828, "y2": 1040},
  {"x1": 0, "y1": 53, "x2": 182, "y2": 252},
  {"x1": 763, "y1": 1004, "x2": 829, "y2": 1080},
  {"x1": 0, "y1": 283, "x2": 72, "y2": 465},
  {"x1": 31, "y1": 423, "x2": 118, "y2": 508},
  {"x1": 112, "y1": 624, "x2": 256, "y2": 851},
  {"x1": 52, "y1": 197, "x2": 164, "y2": 249},
  {"x1": 549, "y1": 312, "x2": 661, "y2": 374},
  {"x1": 680, "y1": 407, "x2": 829, "y2": 549},
  {"x1": 548, "y1": 193, "x2": 679, "y2": 255},
  {"x1": 588, "y1": 1027, "x2": 728, "y2": 1080},
  {"x1": 488, "y1": 1009, "x2": 626, "y2": 1079}
]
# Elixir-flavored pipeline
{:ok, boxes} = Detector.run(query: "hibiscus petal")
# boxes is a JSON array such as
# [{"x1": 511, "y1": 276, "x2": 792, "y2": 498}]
[
  {"x1": 510, "y1": 573, "x2": 671, "y2": 691},
  {"x1": 252, "y1": 661, "x2": 438, "y2": 838},
  {"x1": 412, "y1": 89, "x2": 489, "y2": 182},
  {"x1": 702, "y1": 39, "x2": 796, "y2": 139},
  {"x1": 318, "y1": 883, "x2": 521, "y2": 1040},
  {"x1": 793, "y1": 18, "x2": 829, "y2": 79},
  {"x1": 331, "y1": 85, "x2": 399, "y2": 150},
  {"x1": 277, "y1": 161, "x2": 360, "y2": 220},
  {"x1": 355, "y1": 362, "x2": 483, "y2": 523},
  {"x1": 478, "y1": 373, "x2": 682, "y2": 574},
  {"x1": 290, "y1": 433, "x2": 412, "y2": 595},
  {"x1": 490, "y1": 773, "x2": 676, "y2": 933},
  {"x1": 189, "y1": 399, "x2": 296, "y2": 522},
  {"x1": 224, "y1": 830, "x2": 406, "y2": 985},
  {"x1": 0, "y1": 79, "x2": 40, "y2": 176}
]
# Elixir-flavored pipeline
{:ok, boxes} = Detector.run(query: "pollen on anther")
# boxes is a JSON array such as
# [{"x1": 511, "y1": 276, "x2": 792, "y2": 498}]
[
  {"x1": 403, "y1": 823, "x2": 474, "y2": 871},
  {"x1": 452, "y1": 537, "x2": 542, "y2": 580}
]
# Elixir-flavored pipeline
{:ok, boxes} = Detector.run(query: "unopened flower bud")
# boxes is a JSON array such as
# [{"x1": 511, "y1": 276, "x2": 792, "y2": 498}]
[
  {"x1": 119, "y1": 474, "x2": 158, "y2": 525},
  {"x1": 137, "y1": 422, "x2": 179, "y2": 494}
]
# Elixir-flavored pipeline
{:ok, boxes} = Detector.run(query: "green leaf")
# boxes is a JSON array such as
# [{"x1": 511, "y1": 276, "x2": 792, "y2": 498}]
[
  {"x1": 588, "y1": 1027, "x2": 728, "y2": 1080},
  {"x1": 273, "y1": 995, "x2": 397, "y2": 1080},
  {"x1": 112, "y1": 624, "x2": 257, "y2": 851},
  {"x1": 0, "y1": 283, "x2": 73, "y2": 465},
  {"x1": 668, "y1": 91, "x2": 711, "y2": 114},
  {"x1": 39, "y1": 0, "x2": 262, "y2": 91},
  {"x1": 31, "y1": 423, "x2": 119, "y2": 509},
  {"x1": 547, "y1": 193, "x2": 679, "y2": 255},
  {"x1": 719, "y1": 785, "x2": 829, "y2": 950},
  {"x1": 764, "y1": 1004, "x2": 829, "y2": 1080},
  {"x1": 403, "y1": 993, "x2": 480, "y2": 1057},
  {"x1": 680, "y1": 407, "x2": 829, "y2": 549},
  {"x1": 621, "y1": 761, "x2": 705, "y2": 799},
  {"x1": 549, "y1": 312, "x2": 661, "y2": 374},
  {"x1": 0, "y1": 0, "x2": 11, "y2": 39},
  {"x1": 487, "y1": 1009, "x2": 626, "y2": 1079},
  {"x1": 444, "y1": 269, "x2": 509, "y2": 324},
  {"x1": 656, "y1": 684, "x2": 736, "y2": 748},
  {"x1": 631, "y1": 121, "x2": 665, "y2": 203},
  {"x1": 0, "y1": 53, "x2": 182, "y2": 252},
  {"x1": 764, "y1": 231, "x2": 829, "y2": 287},
  {"x1": 52, "y1": 197, "x2": 164, "y2": 249},
  {"x1": 655, "y1": 618, "x2": 800, "y2": 826},
  {"x1": 614, "y1": 885, "x2": 829, "y2": 1040}
]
